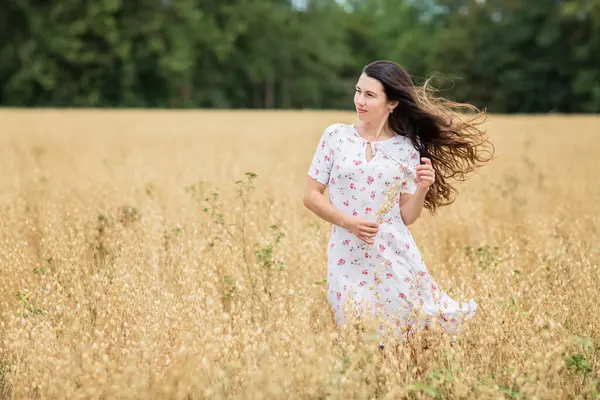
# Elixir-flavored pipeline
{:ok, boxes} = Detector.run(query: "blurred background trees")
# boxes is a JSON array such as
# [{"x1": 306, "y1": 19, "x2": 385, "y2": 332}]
[{"x1": 0, "y1": 0, "x2": 598, "y2": 112}]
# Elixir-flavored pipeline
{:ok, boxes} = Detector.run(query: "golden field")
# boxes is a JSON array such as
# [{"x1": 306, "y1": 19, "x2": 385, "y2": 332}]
[{"x1": 0, "y1": 110, "x2": 598, "y2": 399}]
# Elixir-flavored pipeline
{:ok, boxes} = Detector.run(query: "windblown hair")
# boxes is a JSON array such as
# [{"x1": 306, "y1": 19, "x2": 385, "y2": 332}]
[{"x1": 363, "y1": 60, "x2": 495, "y2": 214}]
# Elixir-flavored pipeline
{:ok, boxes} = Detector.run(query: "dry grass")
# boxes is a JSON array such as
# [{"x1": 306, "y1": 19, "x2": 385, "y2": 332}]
[{"x1": 0, "y1": 109, "x2": 598, "y2": 399}]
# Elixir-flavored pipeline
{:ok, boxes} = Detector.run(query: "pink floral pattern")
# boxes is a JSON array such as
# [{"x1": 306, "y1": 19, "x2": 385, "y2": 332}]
[{"x1": 308, "y1": 123, "x2": 477, "y2": 341}]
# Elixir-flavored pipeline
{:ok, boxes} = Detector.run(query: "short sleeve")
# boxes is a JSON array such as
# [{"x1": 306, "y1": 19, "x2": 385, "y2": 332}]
[
  {"x1": 307, "y1": 126, "x2": 335, "y2": 185},
  {"x1": 401, "y1": 147, "x2": 421, "y2": 195}
]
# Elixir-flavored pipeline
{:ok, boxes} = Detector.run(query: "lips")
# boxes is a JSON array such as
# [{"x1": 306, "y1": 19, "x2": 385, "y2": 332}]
[{"x1": 357, "y1": 108, "x2": 367, "y2": 113}]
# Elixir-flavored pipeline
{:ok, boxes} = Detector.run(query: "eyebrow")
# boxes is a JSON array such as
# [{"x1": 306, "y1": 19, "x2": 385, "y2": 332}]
[{"x1": 356, "y1": 86, "x2": 377, "y2": 96}]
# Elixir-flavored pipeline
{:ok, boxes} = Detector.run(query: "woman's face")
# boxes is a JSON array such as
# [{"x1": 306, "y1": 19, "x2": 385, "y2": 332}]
[{"x1": 354, "y1": 73, "x2": 395, "y2": 122}]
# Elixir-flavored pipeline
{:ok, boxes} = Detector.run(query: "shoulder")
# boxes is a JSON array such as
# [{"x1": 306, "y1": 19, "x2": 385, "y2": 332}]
[
  {"x1": 314, "y1": 123, "x2": 350, "y2": 148},
  {"x1": 321, "y1": 123, "x2": 354, "y2": 144},
  {"x1": 389, "y1": 134, "x2": 413, "y2": 149},
  {"x1": 391, "y1": 133, "x2": 412, "y2": 146},
  {"x1": 323, "y1": 122, "x2": 352, "y2": 136},
  {"x1": 383, "y1": 134, "x2": 420, "y2": 162}
]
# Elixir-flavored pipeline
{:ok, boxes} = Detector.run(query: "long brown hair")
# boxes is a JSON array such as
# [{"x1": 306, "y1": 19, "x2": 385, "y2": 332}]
[{"x1": 363, "y1": 60, "x2": 495, "y2": 214}]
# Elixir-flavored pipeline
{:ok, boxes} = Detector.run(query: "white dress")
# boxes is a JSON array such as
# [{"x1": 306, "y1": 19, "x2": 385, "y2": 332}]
[{"x1": 308, "y1": 122, "x2": 477, "y2": 341}]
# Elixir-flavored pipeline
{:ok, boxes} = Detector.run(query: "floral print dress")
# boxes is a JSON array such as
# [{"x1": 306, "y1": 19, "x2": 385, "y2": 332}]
[{"x1": 308, "y1": 122, "x2": 476, "y2": 341}]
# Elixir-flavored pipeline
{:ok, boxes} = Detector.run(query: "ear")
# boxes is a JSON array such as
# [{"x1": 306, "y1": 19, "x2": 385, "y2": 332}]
[{"x1": 389, "y1": 100, "x2": 399, "y2": 112}]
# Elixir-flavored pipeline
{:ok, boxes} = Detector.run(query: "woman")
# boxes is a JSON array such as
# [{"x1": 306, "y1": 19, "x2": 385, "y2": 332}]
[{"x1": 303, "y1": 60, "x2": 494, "y2": 344}]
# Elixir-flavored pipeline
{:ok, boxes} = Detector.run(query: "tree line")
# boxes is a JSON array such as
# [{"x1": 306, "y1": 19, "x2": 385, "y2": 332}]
[{"x1": 1, "y1": 0, "x2": 598, "y2": 113}]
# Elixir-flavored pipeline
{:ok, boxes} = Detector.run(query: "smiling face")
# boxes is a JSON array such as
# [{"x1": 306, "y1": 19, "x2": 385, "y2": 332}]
[{"x1": 354, "y1": 73, "x2": 397, "y2": 122}]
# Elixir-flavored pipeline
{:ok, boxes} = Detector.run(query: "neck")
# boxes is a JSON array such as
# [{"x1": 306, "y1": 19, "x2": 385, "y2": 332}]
[{"x1": 357, "y1": 118, "x2": 395, "y2": 141}]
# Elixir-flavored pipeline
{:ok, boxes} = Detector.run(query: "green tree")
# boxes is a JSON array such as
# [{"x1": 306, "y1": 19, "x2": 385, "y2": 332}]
[
  {"x1": 0, "y1": 0, "x2": 599, "y2": 112},
  {"x1": 561, "y1": 0, "x2": 600, "y2": 112}
]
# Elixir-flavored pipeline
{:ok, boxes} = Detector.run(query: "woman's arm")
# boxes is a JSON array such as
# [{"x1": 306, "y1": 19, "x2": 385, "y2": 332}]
[
  {"x1": 303, "y1": 177, "x2": 380, "y2": 244},
  {"x1": 303, "y1": 177, "x2": 349, "y2": 228},
  {"x1": 399, "y1": 157, "x2": 435, "y2": 226},
  {"x1": 399, "y1": 187, "x2": 429, "y2": 226}
]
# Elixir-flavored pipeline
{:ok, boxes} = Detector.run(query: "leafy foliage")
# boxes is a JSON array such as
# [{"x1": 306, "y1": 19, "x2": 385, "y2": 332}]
[{"x1": 0, "y1": 0, "x2": 599, "y2": 112}]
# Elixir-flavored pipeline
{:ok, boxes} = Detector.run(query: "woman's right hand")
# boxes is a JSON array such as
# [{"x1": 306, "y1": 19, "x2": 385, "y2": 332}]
[{"x1": 342, "y1": 216, "x2": 379, "y2": 245}]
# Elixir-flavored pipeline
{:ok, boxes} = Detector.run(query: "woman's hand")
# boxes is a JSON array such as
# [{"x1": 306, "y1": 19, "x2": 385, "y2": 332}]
[
  {"x1": 342, "y1": 216, "x2": 379, "y2": 245},
  {"x1": 416, "y1": 157, "x2": 435, "y2": 190}
]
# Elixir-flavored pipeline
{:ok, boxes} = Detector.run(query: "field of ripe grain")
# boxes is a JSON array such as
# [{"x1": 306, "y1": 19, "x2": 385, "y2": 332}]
[{"x1": 0, "y1": 110, "x2": 598, "y2": 399}]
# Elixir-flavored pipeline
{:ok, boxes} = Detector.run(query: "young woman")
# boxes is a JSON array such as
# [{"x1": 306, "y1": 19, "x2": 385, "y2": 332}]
[{"x1": 303, "y1": 60, "x2": 493, "y2": 343}]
